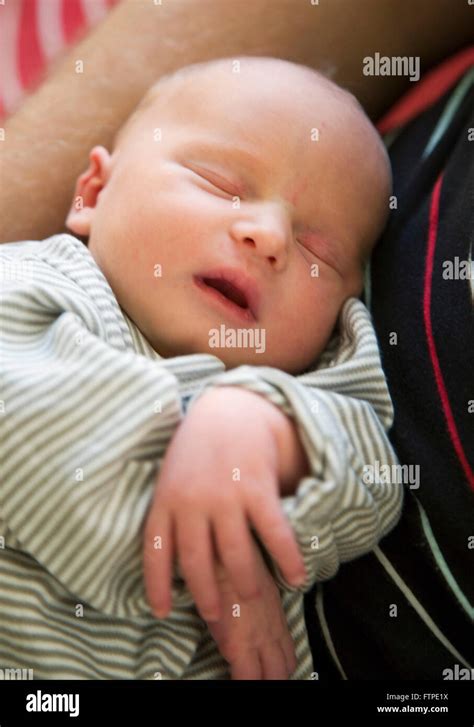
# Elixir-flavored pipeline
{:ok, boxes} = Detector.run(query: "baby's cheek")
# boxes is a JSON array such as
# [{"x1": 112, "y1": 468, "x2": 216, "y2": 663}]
[
  {"x1": 266, "y1": 313, "x2": 320, "y2": 372},
  {"x1": 289, "y1": 283, "x2": 340, "y2": 356}
]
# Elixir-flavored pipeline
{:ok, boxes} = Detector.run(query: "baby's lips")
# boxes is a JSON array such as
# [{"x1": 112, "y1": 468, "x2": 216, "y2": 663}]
[{"x1": 194, "y1": 265, "x2": 261, "y2": 321}]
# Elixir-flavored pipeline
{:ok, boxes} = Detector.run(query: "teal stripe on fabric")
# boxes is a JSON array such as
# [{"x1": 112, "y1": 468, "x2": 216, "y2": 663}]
[
  {"x1": 414, "y1": 497, "x2": 473, "y2": 620},
  {"x1": 422, "y1": 67, "x2": 474, "y2": 159},
  {"x1": 374, "y1": 546, "x2": 472, "y2": 668},
  {"x1": 383, "y1": 127, "x2": 403, "y2": 151}
]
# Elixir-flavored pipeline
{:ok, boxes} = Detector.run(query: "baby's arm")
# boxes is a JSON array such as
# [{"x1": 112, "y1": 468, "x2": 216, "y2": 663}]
[
  {"x1": 0, "y1": 238, "x2": 192, "y2": 618},
  {"x1": 143, "y1": 385, "x2": 306, "y2": 679},
  {"x1": 143, "y1": 303, "x2": 402, "y2": 675},
  {"x1": 178, "y1": 298, "x2": 404, "y2": 591},
  {"x1": 143, "y1": 386, "x2": 307, "y2": 622}
]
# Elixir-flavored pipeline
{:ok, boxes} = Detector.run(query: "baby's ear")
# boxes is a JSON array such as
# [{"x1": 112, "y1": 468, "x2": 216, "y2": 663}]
[{"x1": 65, "y1": 146, "x2": 112, "y2": 236}]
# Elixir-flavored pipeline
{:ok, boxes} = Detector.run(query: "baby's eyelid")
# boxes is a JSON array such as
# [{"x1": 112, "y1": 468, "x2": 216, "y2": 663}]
[
  {"x1": 187, "y1": 165, "x2": 240, "y2": 196},
  {"x1": 297, "y1": 238, "x2": 342, "y2": 274},
  {"x1": 296, "y1": 237, "x2": 319, "y2": 258},
  {"x1": 205, "y1": 171, "x2": 236, "y2": 194}
]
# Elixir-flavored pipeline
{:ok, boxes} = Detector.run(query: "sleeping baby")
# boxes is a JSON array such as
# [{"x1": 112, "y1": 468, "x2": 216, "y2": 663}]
[{"x1": 0, "y1": 56, "x2": 402, "y2": 679}]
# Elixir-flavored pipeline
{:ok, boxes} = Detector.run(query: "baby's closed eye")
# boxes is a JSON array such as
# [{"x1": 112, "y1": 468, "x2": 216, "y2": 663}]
[{"x1": 186, "y1": 164, "x2": 242, "y2": 198}]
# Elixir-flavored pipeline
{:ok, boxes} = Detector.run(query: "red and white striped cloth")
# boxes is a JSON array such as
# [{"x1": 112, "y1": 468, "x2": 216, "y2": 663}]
[{"x1": 0, "y1": 0, "x2": 118, "y2": 119}]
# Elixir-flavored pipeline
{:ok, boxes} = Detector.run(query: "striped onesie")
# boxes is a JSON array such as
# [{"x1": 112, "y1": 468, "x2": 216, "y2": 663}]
[{"x1": 0, "y1": 233, "x2": 403, "y2": 679}]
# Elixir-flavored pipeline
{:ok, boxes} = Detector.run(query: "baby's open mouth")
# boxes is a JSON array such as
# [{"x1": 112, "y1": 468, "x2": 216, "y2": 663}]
[
  {"x1": 193, "y1": 270, "x2": 260, "y2": 323},
  {"x1": 201, "y1": 277, "x2": 249, "y2": 309}
]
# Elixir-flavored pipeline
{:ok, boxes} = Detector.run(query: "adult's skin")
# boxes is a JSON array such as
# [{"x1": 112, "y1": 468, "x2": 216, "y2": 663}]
[{"x1": 0, "y1": 0, "x2": 471, "y2": 243}]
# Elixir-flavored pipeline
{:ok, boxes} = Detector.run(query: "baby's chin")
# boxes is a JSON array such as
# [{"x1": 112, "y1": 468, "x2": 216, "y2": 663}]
[{"x1": 139, "y1": 315, "x2": 325, "y2": 373}]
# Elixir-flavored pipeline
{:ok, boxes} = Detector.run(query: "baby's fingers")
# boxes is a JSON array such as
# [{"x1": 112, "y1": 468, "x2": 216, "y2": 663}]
[
  {"x1": 176, "y1": 516, "x2": 221, "y2": 622},
  {"x1": 143, "y1": 509, "x2": 173, "y2": 618},
  {"x1": 260, "y1": 641, "x2": 290, "y2": 679},
  {"x1": 231, "y1": 648, "x2": 262, "y2": 680},
  {"x1": 214, "y1": 509, "x2": 262, "y2": 601},
  {"x1": 280, "y1": 633, "x2": 298, "y2": 676},
  {"x1": 248, "y1": 495, "x2": 306, "y2": 588},
  {"x1": 231, "y1": 642, "x2": 290, "y2": 680}
]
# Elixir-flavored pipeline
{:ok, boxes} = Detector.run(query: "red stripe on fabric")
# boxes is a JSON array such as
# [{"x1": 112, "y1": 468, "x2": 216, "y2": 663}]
[
  {"x1": 377, "y1": 46, "x2": 474, "y2": 134},
  {"x1": 61, "y1": 0, "x2": 86, "y2": 44},
  {"x1": 423, "y1": 174, "x2": 474, "y2": 491},
  {"x1": 17, "y1": 0, "x2": 45, "y2": 90}
]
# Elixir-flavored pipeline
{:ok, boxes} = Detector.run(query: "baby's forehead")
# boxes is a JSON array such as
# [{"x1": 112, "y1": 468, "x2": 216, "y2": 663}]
[
  {"x1": 138, "y1": 59, "x2": 353, "y2": 128},
  {"x1": 119, "y1": 67, "x2": 387, "y2": 203},
  {"x1": 117, "y1": 58, "x2": 389, "y2": 194},
  {"x1": 131, "y1": 70, "x2": 360, "y2": 159},
  {"x1": 115, "y1": 58, "x2": 369, "y2": 157}
]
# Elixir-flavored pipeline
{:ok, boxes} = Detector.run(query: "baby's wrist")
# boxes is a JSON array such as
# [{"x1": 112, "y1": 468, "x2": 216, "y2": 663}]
[
  {"x1": 239, "y1": 391, "x2": 311, "y2": 497},
  {"x1": 193, "y1": 385, "x2": 310, "y2": 496},
  {"x1": 268, "y1": 407, "x2": 311, "y2": 497}
]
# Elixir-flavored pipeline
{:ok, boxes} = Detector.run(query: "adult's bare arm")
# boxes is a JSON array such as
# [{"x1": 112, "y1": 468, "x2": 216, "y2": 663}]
[{"x1": 0, "y1": 0, "x2": 471, "y2": 243}]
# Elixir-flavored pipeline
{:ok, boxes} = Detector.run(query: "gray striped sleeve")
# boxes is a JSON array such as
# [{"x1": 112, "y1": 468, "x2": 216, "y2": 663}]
[
  {"x1": 185, "y1": 298, "x2": 404, "y2": 591},
  {"x1": 0, "y1": 239, "x2": 188, "y2": 619}
]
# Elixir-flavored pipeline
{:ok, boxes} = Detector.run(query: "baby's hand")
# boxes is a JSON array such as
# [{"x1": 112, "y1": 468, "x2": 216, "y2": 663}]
[
  {"x1": 208, "y1": 540, "x2": 297, "y2": 680},
  {"x1": 143, "y1": 386, "x2": 306, "y2": 622}
]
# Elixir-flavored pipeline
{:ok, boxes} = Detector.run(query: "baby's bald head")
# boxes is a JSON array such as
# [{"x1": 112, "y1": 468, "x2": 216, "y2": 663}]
[
  {"x1": 70, "y1": 56, "x2": 392, "y2": 372},
  {"x1": 114, "y1": 57, "x2": 337, "y2": 148},
  {"x1": 113, "y1": 56, "x2": 391, "y2": 258}
]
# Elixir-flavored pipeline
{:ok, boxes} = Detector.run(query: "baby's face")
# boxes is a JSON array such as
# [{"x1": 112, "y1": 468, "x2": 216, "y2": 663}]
[{"x1": 67, "y1": 60, "x2": 390, "y2": 373}]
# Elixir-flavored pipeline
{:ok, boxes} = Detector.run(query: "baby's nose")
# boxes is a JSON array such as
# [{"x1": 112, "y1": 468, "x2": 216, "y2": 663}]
[{"x1": 230, "y1": 208, "x2": 291, "y2": 268}]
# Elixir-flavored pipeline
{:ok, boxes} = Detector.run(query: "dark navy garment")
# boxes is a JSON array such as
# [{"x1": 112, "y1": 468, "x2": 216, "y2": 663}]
[{"x1": 304, "y1": 68, "x2": 474, "y2": 679}]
